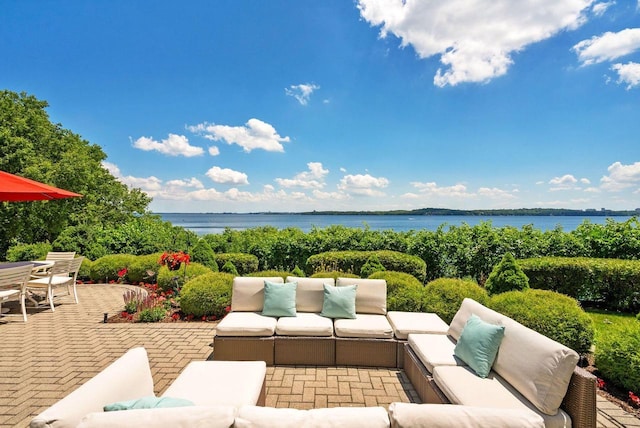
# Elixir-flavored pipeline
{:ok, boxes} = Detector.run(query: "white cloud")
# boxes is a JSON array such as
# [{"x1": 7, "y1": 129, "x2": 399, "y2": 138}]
[
  {"x1": 357, "y1": 0, "x2": 592, "y2": 87},
  {"x1": 103, "y1": 161, "x2": 163, "y2": 193},
  {"x1": 208, "y1": 146, "x2": 220, "y2": 156},
  {"x1": 410, "y1": 182, "x2": 473, "y2": 198},
  {"x1": 611, "y1": 62, "x2": 640, "y2": 89},
  {"x1": 600, "y1": 161, "x2": 640, "y2": 190},
  {"x1": 165, "y1": 178, "x2": 204, "y2": 189},
  {"x1": 339, "y1": 174, "x2": 389, "y2": 196},
  {"x1": 285, "y1": 83, "x2": 320, "y2": 105},
  {"x1": 549, "y1": 174, "x2": 578, "y2": 186},
  {"x1": 312, "y1": 189, "x2": 350, "y2": 200},
  {"x1": 580, "y1": 178, "x2": 591, "y2": 184},
  {"x1": 132, "y1": 134, "x2": 204, "y2": 157},
  {"x1": 573, "y1": 28, "x2": 640, "y2": 65},
  {"x1": 477, "y1": 187, "x2": 516, "y2": 199},
  {"x1": 206, "y1": 166, "x2": 249, "y2": 185},
  {"x1": 592, "y1": 1, "x2": 615, "y2": 16},
  {"x1": 275, "y1": 162, "x2": 329, "y2": 189},
  {"x1": 188, "y1": 119, "x2": 290, "y2": 153}
]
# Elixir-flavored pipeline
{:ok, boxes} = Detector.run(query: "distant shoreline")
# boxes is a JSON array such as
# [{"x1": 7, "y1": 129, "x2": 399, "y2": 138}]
[{"x1": 154, "y1": 208, "x2": 639, "y2": 217}]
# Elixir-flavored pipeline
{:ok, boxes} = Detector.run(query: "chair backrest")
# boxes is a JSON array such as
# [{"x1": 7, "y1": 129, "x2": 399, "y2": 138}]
[
  {"x1": 47, "y1": 259, "x2": 75, "y2": 276},
  {"x1": 45, "y1": 251, "x2": 76, "y2": 261},
  {"x1": 68, "y1": 257, "x2": 84, "y2": 279},
  {"x1": 0, "y1": 264, "x2": 34, "y2": 290}
]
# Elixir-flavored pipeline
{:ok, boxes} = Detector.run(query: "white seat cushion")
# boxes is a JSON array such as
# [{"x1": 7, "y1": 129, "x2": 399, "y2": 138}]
[
  {"x1": 388, "y1": 403, "x2": 544, "y2": 428},
  {"x1": 334, "y1": 314, "x2": 393, "y2": 339},
  {"x1": 408, "y1": 333, "x2": 466, "y2": 373},
  {"x1": 387, "y1": 311, "x2": 449, "y2": 339},
  {"x1": 77, "y1": 406, "x2": 236, "y2": 428},
  {"x1": 235, "y1": 405, "x2": 390, "y2": 428},
  {"x1": 215, "y1": 312, "x2": 277, "y2": 337},
  {"x1": 162, "y1": 361, "x2": 266, "y2": 407},
  {"x1": 276, "y1": 313, "x2": 333, "y2": 336},
  {"x1": 433, "y1": 366, "x2": 572, "y2": 428},
  {"x1": 28, "y1": 275, "x2": 72, "y2": 287}
]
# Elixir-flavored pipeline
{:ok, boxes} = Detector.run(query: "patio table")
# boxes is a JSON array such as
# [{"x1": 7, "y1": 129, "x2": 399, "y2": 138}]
[{"x1": 0, "y1": 261, "x2": 54, "y2": 313}]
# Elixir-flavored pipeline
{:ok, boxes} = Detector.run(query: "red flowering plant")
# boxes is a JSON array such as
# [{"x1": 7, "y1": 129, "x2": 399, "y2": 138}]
[
  {"x1": 630, "y1": 391, "x2": 640, "y2": 408},
  {"x1": 159, "y1": 251, "x2": 190, "y2": 271}
]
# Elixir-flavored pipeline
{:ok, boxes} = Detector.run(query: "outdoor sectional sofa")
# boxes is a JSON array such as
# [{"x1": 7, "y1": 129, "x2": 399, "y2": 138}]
[{"x1": 30, "y1": 277, "x2": 598, "y2": 427}]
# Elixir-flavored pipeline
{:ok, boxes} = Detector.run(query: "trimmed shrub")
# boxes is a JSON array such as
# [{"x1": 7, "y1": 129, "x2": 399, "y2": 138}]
[
  {"x1": 190, "y1": 239, "x2": 219, "y2": 271},
  {"x1": 78, "y1": 258, "x2": 92, "y2": 280},
  {"x1": 213, "y1": 253, "x2": 259, "y2": 275},
  {"x1": 292, "y1": 265, "x2": 304, "y2": 277},
  {"x1": 310, "y1": 271, "x2": 360, "y2": 281},
  {"x1": 157, "y1": 262, "x2": 212, "y2": 292},
  {"x1": 361, "y1": 255, "x2": 386, "y2": 278},
  {"x1": 247, "y1": 270, "x2": 292, "y2": 281},
  {"x1": 595, "y1": 325, "x2": 640, "y2": 394},
  {"x1": 489, "y1": 289, "x2": 594, "y2": 354},
  {"x1": 518, "y1": 257, "x2": 640, "y2": 312},
  {"x1": 368, "y1": 271, "x2": 423, "y2": 312},
  {"x1": 307, "y1": 250, "x2": 427, "y2": 282},
  {"x1": 89, "y1": 254, "x2": 137, "y2": 282},
  {"x1": 421, "y1": 278, "x2": 488, "y2": 324},
  {"x1": 221, "y1": 261, "x2": 239, "y2": 275},
  {"x1": 6, "y1": 242, "x2": 52, "y2": 262},
  {"x1": 180, "y1": 272, "x2": 235, "y2": 318},
  {"x1": 126, "y1": 253, "x2": 163, "y2": 284},
  {"x1": 485, "y1": 252, "x2": 529, "y2": 295}
]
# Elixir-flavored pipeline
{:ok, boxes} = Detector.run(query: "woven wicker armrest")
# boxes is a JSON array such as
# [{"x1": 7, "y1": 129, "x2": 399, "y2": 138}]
[{"x1": 561, "y1": 366, "x2": 597, "y2": 428}]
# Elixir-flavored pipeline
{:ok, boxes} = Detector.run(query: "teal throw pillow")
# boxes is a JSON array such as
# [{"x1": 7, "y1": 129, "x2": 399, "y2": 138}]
[
  {"x1": 320, "y1": 284, "x2": 357, "y2": 319},
  {"x1": 104, "y1": 396, "x2": 194, "y2": 411},
  {"x1": 454, "y1": 314, "x2": 505, "y2": 378},
  {"x1": 262, "y1": 281, "x2": 297, "y2": 317}
]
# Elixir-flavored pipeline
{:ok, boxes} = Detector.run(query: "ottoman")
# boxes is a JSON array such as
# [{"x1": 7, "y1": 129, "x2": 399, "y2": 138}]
[{"x1": 162, "y1": 360, "x2": 267, "y2": 407}]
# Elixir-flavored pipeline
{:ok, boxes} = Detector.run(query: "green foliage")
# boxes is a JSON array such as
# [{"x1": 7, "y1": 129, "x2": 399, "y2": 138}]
[
  {"x1": 138, "y1": 307, "x2": 167, "y2": 323},
  {"x1": 485, "y1": 252, "x2": 529, "y2": 295},
  {"x1": 89, "y1": 254, "x2": 137, "y2": 282},
  {"x1": 360, "y1": 254, "x2": 386, "y2": 278},
  {"x1": 368, "y1": 271, "x2": 423, "y2": 312},
  {"x1": 518, "y1": 257, "x2": 640, "y2": 312},
  {"x1": 0, "y1": 90, "x2": 152, "y2": 259},
  {"x1": 78, "y1": 258, "x2": 92, "y2": 280},
  {"x1": 212, "y1": 253, "x2": 258, "y2": 275},
  {"x1": 489, "y1": 289, "x2": 594, "y2": 354},
  {"x1": 307, "y1": 250, "x2": 426, "y2": 281},
  {"x1": 590, "y1": 310, "x2": 640, "y2": 393},
  {"x1": 157, "y1": 263, "x2": 212, "y2": 293},
  {"x1": 179, "y1": 272, "x2": 235, "y2": 318},
  {"x1": 126, "y1": 253, "x2": 162, "y2": 284},
  {"x1": 221, "y1": 261, "x2": 239, "y2": 275},
  {"x1": 310, "y1": 271, "x2": 360, "y2": 280},
  {"x1": 247, "y1": 271, "x2": 291, "y2": 281},
  {"x1": 292, "y1": 265, "x2": 305, "y2": 277},
  {"x1": 5, "y1": 242, "x2": 52, "y2": 261},
  {"x1": 190, "y1": 239, "x2": 218, "y2": 271},
  {"x1": 421, "y1": 278, "x2": 488, "y2": 324}
]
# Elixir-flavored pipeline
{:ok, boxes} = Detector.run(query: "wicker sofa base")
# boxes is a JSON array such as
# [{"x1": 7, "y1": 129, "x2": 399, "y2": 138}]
[
  {"x1": 275, "y1": 336, "x2": 335, "y2": 366},
  {"x1": 335, "y1": 338, "x2": 397, "y2": 368},
  {"x1": 402, "y1": 344, "x2": 449, "y2": 404},
  {"x1": 213, "y1": 336, "x2": 274, "y2": 365}
]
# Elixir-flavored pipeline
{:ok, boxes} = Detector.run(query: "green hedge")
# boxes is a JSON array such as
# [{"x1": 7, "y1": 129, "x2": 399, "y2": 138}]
[
  {"x1": 310, "y1": 271, "x2": 360, "y2": 281},
  {"x1": 247, "y1": 271, "x2": 292, "y2": 281},
  {"x1": 307, "y1": 250, "x2": 427, "y2": 282},
  {"x1": 518, "y1": 257, "x2": 640, "y2": 312},
  {"x1": 5, "y1": 242, "x2": 52, "y2": 262},
  {"x1": 368, "y1": 271, "x2": 423, "y2": 312},
  {"x1": 89, "y1": 254, "x2": 137, "y2": 282},
  {"x1": 213, "y1": 253, "x2": 259, "y2": 275},
  {"x1": 157, "y1": 262, "x2": 212, "y2": 292},
  {"x1": 78, "y1": 258, "x2": 92, "y2": 280},
  {"x1": 421, "y1": 278, "x2": 488, "y2": 324},
  {"x1": 180, "y1": 272, "x2": 235, "y2": 318},
  {"x1": 126, "y1": 253, "x2": 163, "y2": 284},
  {"x1": 488, "y1": 289, "x2": 594, "y2": 354}
]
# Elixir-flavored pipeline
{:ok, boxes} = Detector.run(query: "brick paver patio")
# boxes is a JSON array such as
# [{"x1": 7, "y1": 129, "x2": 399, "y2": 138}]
[{"x1": 0, "y1": 284, "x2": 637, "y2": 427}]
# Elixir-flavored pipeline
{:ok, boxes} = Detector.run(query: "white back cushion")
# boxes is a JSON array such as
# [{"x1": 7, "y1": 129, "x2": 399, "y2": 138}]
[
  {"x1": 231, "y1": 277, "x2": 284, "y2": 312},
  {"x1": 286, "y1": 276, "x2": 335, "y2": 313},
  {"x1": 77, "y1": 406, "x2": 236, "y2": 428},
  {"x1": 337, "y1": 277, "x2": 387, "y2": 315},
  {"x1": 447, "y1": 298, "x2": 506, "y2": 341}
]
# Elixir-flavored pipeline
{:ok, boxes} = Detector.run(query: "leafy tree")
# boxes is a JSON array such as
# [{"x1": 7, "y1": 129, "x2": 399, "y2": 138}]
[
  {"x1": 190, "y1": 238, "x2": 219, "y2": 271},
  {"x1": 485, "y1": 252, "x2": 530, "y2": 295},
  {"x1": 0, "y1": 90, "x2": 151, "y2": 258}
]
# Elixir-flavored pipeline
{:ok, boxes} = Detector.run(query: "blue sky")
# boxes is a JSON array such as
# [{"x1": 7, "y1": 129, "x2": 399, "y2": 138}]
[{"x1": 2, "y1": 1, "x2": 640, "y2": 213}]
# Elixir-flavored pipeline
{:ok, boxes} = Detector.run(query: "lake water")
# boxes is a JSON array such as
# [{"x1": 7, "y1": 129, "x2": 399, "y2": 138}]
[{"x1": 157, "y1": 213, "x2": 634, "y2": 235}]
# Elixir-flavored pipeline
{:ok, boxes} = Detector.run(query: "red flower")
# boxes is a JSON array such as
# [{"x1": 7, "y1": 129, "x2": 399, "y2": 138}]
[
  {"x1": 159, "y1": 251, "x2": 191, "y2": 270},
  {"x1": 171, "y1": 313, "x2": 180, "y2": 321},
  {"x1": 108, "y1": 280, "x2": 116, "y2": 284},
  {"x1": 630, "y1": 392, "x2": 640, "y2": 407},
  {"x1": 597, "y1": 378, "x2": 606, "y2": 390},
  {"x1": 225, "y1": 305, "x2": 231, "y2": 313},
  {"x1": 117, "y1": 268, "x2": 127, "y2": 277},
  {"x1": 186, "y1": 314, "x2": 194, "y2": 321},
  {"x1": 120, "y1": 311, "x2": 128, "y2": 318},
  {"x1": 202, "y1": 315, "x2": 207, "y2": 321}
]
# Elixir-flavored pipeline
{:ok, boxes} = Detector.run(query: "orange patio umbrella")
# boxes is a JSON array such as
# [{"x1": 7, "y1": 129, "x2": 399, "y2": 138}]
[{"x1": 0, "y1": 170, "x2": 82, "y2": 201}]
